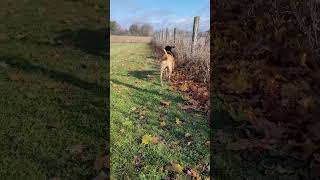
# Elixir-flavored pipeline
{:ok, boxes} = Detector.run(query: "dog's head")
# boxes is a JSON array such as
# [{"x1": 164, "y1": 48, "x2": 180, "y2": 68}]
[{"x1": 165, "y1": 46, "x2": 174, "y2": 53}]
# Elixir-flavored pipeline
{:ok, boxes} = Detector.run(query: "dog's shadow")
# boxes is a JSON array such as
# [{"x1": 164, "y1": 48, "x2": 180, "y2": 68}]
[{"x1": 127, "y1": 70, "x2": 158, "y2": 80}]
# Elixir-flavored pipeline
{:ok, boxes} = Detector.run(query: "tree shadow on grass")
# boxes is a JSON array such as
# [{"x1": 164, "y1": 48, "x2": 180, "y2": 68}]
[
  {"x1": 54, "y1": 28, "x2": 108, "y2": 57},
  {"x1": 110, "y1": 79, "x2": 181, "y2": 103},
  {"x1": 110, "y1": 78, "x2": 207, "y2": 136},
  {"x1": 0, "y1": 56, "x2": 107, "y2": 97},
  {"x1": 1, "y1": 56, "x2": 108, "y2": 177}
]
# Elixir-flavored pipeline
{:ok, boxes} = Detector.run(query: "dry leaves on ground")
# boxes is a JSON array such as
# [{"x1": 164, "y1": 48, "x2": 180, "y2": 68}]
[{"x1": 141, "y1": 134, "x2": 159, "y2": 145}]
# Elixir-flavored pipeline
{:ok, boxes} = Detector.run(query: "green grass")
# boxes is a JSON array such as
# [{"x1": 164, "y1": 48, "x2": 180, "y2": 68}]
[
  {"x1": 0, "y1": 0, "x2": 107, "y2": 179},
  {"x1": 110, "y1": 43, "x2": 210, "y2": 179}
]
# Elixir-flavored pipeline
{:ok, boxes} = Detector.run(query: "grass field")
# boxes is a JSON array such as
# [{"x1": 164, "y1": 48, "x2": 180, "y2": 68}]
[
  {"x1": 110, "y1": 43, "x2": 210, "y2": 179},
  {"x1": 0, "y1": 0, "x2": 107, "y2": 179},
  {"x1": 111, "y1": 35, "x2": 152, "y2": 43},
  {"x1": 109, "y1": 42, "x2": 291, "y2": 180}
]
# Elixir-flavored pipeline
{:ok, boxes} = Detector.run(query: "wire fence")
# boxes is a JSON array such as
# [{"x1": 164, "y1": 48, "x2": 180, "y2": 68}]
[{"x1": 151, "y1": 16, "x2": 210, "y2": 82}]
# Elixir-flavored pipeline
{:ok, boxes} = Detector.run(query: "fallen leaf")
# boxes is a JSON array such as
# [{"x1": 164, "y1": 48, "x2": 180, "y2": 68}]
[
  {"x1": 190, "y1": 85, "x2": 198, "y2": 92},
  {"x1": 67, "y1": 144, "x2": 83, "y2": 154},
  {"x1": 179, "y1": 104, "x2": 196, "y2": 110},
  {"x1": 182, "y1": 95, "x2": 192, "y2": 101},
  {"x1": 0, "y1": 62, "x2": 8, "y2": 69},
  {"x1": 174, "y1": 164, "x2": 184, "y2": 173},
  {"x1": 185, "y1": 133, "x2": 191, "y2": 138},
  {"x1": 274, "y1": 164, "x2": 294, "y2": 175},
  {"x1": 142, "y1": 134, "x2": 152, "y2": 145},
  {"x1": 139, "y1": 109, "x2": 147, "y2": 117},
  {"x1": 151, "y1": 136, "x2": 159, "y2": 144},
  {"x1": 160, "y1": 121, "x2": 166, "y2": 127},
  {"x1": 165, "y1": 163, "x2": 184, "y2": 173},
  {"x1": 133, "y1": 154, "x2": 143, "y2": 169},
  {"x1": 179, "y1": 83, "x2": 189, "y2": 92},
  {"x1": 160, "y1": 100, "x2": 171, "y2": 107},
  {"x1": 172, "y1": 140, "x2": 180, "y2": 145},
  {"x1": 130, "y1": 107, "x2": 137, "y2": 112},
  {"x1": 94, "y1": 155, "x2": 109, "y2": 171},
  {"x1": 45, "y1": 122, "x2": 61, "y2": 129},
  {"x1": 226, "y1": 138, "x2": 270, "y2": 151},
  {"x1": 205, "y1": 141, "x2": 210, "y2": 147},
  {"x1": 185, "y1": 168, "x2": 201, "y2": 179},
  {"x1": 122, "y1": 119, "x2": 133, "y2": 126},
  {"x1": 223, "y1": 71, "x2": 252, "y2": 94},
  {"x1": 94, "y1": 170, "x2": 108, "y2": 180},
  {"x1": 176, "y1": 118, "x2": 182, "y2": 125}
]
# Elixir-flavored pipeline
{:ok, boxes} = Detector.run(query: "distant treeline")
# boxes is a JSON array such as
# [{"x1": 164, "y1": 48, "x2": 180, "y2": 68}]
[{"x1": 110, "y1": 21, "x2": 153, "y2": 36}]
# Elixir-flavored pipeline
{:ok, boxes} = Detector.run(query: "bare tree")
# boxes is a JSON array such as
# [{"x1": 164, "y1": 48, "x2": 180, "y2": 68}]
[
  {"x1": 129, "y1": 24, "x2": 140, "y2": 35},
  {"x1": 110, "y1": 21, "x2": 123, "y2": 35},
  {"x1": 140, "y1": 23, "x2": 153, "y2": 36}
]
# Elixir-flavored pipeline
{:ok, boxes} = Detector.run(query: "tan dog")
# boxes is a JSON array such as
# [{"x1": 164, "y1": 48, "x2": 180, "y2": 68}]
[{"x1": 160, "y1": 48, "x2": 175, "y2": 86}]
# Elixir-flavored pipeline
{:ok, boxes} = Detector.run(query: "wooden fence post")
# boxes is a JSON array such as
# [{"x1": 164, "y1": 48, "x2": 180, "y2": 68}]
[
  {"x1": 165, "y1": 28, "x2": 169, "y2": 43},
  {"x1": 161, "y1": 29, "x2": 164, "y2": 42},
  {"x1": 191, "y1": 16, "x2": 200, "y2": 55},
  {"x1": 173, "y1": 28, "x2": 177, "y2": 44}
]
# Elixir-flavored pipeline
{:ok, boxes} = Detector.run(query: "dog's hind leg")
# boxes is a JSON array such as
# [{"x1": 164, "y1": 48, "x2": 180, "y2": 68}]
[
  {"x1": 172, "y1": 61, "x2": 175, "y2": 71},
  {"x1": 160, "y1": 66, "x2": 164, "y2": 86},
  {"x1": 165, "y1": 68, "x2": 169, "y2": 77},
  {"x1": 168, "y1": 66, "x2": 173, "y2": 81}
]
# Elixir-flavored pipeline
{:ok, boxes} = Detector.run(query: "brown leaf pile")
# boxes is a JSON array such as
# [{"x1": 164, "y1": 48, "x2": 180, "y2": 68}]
[
  {"x1": 150, "y1": 44, "x2": 209, "y2": 112},
  {"x1": 213, "y1": 0, "x2": 320, "y2": 178},
  {"x1": 170, "y1": 70, "x2": 209, "y2": 111}
]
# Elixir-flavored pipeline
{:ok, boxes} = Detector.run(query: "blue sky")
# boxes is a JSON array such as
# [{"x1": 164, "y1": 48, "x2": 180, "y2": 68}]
[{"x1": 110, "y1": 0, "x2": 210, "y2": 32}]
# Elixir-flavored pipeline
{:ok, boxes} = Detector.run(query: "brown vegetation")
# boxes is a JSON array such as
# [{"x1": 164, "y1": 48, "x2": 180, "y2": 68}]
[
  {"x1": 212, "y1": 0, "x2": 320, "y2": 179},
  {"x1": 150, "y1": 29, "x2": 210, "y2": 111},
  {"x1": 111, "y1": 35, "x2": 152, "y2": 43},
  {"x1": 152, "y1": 30, "x2": 210, "y2": 83}
]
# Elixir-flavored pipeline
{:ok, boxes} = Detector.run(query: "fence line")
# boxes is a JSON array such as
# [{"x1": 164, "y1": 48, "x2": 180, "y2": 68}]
[
  {"x1": 151, "y1": 16, "x2": 210, "y2": 81},
  {"x1": 152, "y1": 16, "x2": 208, "y2": 56}
]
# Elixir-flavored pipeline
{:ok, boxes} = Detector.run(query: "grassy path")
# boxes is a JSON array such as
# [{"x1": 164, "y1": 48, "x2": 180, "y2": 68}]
[{"x1": 110, "y1": 43, "x2": 210, "y2": 179}]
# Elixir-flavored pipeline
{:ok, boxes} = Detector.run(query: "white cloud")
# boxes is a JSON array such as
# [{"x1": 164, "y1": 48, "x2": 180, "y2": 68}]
[
  {"x1": 175, "y1": 18, "x2": 188, "y2": 24},
  {"x1": 152, "y1": 16, "x2": 209, "y2": 32}
]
